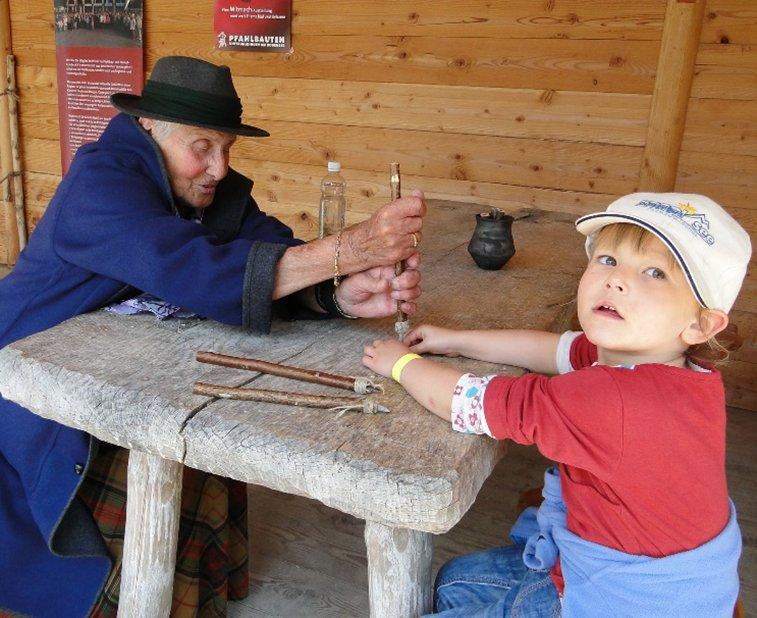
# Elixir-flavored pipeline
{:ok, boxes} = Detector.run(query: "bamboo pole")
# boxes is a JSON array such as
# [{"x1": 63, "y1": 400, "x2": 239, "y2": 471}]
[
  {"x1": 0, "y1": 0, "x2": 19, "y2": 264},
  {"x1": 638, "y1": 0, "x2": 706, "y2": 191},
  {"x1": 6, "y1": 55, "x2": 25, "y2": 253}
]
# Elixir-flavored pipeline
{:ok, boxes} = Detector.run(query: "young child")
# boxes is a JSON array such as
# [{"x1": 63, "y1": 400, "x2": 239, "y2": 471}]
[{"x1": 363, "y1": 193, "x2": 751, "y2": 617}]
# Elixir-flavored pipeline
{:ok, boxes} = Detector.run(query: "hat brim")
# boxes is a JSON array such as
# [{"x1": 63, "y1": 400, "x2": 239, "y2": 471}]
[
  {"x1": 575, "y1": 212, "x2": 708, "y2": 308},
  {"x1": 111, "y1": 93, "x2": 270, "y2": 137}
]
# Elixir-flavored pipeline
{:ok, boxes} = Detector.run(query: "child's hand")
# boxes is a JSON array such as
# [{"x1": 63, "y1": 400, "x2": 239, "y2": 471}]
[
  {"x1": 362, "y1": 339, "x2": 412, "y2": 378},
  {"x1": 404, "y1": 324, "x2": 459, "y2": 357}
]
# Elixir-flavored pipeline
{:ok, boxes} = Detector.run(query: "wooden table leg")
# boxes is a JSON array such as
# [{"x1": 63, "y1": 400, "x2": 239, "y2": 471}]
[
  {"x1": 365, "y1": 521, "x2": 433, "y2": 618},
  {"x1": 119, "y1": 450, "x2": 183, "y2": 617}
]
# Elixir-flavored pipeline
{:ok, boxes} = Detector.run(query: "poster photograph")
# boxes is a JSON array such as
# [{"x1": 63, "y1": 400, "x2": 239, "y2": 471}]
[
  {"x1": 53, "y1": 0, "x2": 144, "y2": 173},
  {"x1": 214, "y1": 0, "x2": 292, "y2": 52}
]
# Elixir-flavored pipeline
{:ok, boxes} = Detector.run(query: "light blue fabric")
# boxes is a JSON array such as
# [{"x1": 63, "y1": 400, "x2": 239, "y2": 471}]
[
  {"x1": 509, "y1": 468, "x2": 565, "y2": 571},
  {"x1": 510, "y1": 467, "x2": 742, "y2": 617}
]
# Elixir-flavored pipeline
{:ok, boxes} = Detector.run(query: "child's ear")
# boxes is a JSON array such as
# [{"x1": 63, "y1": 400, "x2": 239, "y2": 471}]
[{"x1": 682, "y1": 309, "x2": 729, "y2": 346}]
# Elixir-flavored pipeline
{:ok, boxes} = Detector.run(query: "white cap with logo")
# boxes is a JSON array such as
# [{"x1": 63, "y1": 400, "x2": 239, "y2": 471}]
[{"x1": 576, "y1": 193, "x2": 752, "y2": 313}]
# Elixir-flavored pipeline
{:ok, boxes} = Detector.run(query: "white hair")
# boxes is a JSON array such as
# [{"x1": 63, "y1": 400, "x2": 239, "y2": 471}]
[{"x1": 148, "y1": 119, "x2": 179, "y2": 142}]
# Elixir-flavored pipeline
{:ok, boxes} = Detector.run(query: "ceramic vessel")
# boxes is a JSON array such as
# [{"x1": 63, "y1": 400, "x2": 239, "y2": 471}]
[{"x1": 467, "y1": 210, "x2": 516, "y2": 270}]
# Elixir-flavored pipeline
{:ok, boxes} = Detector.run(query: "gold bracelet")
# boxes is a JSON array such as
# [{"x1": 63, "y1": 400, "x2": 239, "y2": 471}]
[
  {"x1": 333, "y1": 230, "x2": 343, "y2": 287},
  {"x1": 391, "y1": 353, "x2": 421, "y2": 383}
]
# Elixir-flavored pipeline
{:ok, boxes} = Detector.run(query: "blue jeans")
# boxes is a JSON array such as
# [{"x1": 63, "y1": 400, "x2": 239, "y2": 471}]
[{"x1": 425, "y1": 544, "x2": 561, "y2": 617}]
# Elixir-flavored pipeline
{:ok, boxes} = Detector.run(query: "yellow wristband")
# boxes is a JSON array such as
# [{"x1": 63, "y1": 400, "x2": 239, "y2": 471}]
[{"x1": 391, "y1": 353, "x2": 421, "y2": 383}]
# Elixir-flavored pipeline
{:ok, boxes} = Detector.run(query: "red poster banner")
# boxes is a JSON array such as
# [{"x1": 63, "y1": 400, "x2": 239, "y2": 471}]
[
  {"x1": 54, "y1": 1, "x2": 144, "y2": 174},
  {"x1": 214, "y1": 0, "x2": 292, "y2": 52}
]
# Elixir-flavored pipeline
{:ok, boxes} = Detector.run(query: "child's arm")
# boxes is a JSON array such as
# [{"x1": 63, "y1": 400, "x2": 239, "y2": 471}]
[
  {"x1": 405, "y1": 324, "x2": 561, "y2": 374},
  {"x1": 363, "y1": 338, "x2": 623, "y2": 478},
  {"x1": 363, "y1": 339, "x2": 462, "y2": 421}
]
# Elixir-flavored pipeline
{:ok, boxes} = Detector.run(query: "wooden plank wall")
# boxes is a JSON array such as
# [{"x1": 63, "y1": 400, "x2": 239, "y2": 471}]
[
  {"x1": 4, "y1": 0, "x2": 756, "y2": 406},
  {"x1": 679, "y1": 1, "x2": 757, "y2": 411},
  {"x1": 10, "y1": 0, "x2": 668, "y2": 239}
]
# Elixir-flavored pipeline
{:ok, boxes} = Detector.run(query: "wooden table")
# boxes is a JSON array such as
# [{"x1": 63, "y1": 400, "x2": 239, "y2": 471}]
[{"x1": 0, "y1": 201, "x2": 585, "y2": 617}]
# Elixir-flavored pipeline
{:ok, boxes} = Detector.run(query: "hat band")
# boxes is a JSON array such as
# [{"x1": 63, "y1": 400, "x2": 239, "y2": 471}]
[{"x1": 139, "y1": 80, "x2": 243, "y2": 128}]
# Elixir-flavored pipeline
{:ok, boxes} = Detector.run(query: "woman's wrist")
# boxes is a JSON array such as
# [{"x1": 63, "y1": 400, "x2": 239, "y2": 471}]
[
  {"x1": 314, "y1": 280, "x2": 358, "y2": 319},
  {"x1": 335, "y1": 226, "x2": 366, "y2": 275}
]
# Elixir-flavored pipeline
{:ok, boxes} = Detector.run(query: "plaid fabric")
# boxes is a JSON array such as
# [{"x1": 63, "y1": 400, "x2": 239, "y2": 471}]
[{"x1": 77, "y1": 444, "x2": 249, "y2": 617}]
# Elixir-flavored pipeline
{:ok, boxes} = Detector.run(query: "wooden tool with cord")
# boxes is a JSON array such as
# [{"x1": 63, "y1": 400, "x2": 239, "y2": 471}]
[{"x1": 390, "y1": 162, "x2": 410, "y2": 341}]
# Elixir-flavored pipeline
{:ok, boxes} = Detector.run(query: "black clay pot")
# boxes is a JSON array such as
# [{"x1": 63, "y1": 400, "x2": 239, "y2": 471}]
[{"x1": 467, "y1": 212, "x2": 516, "y2": 270}]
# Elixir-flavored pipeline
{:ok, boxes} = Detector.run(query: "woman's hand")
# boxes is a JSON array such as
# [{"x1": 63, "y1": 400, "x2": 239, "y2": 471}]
[
  {"x1": 335, "y1": 253, "x2": 421, "y2": 318},
  {"x1": 362, "y1": 339, "x2": 412, "y2": 378},
  {"x1": 271, "y1": 190, "x2": 424, "y2": 301},
  {"x1": 404, "y1": 324, "x2": 460, "y2": 356},
  {"x1": 342, "y1": 190, "x2": 425, "y2": 272}
]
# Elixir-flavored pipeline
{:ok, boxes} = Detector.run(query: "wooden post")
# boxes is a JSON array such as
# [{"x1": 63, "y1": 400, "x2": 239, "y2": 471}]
[
  {"x1": 7, "y1": 55, "x2": 25, "y2": 253},
  {"x1": 365, "y1": 521, "x2": 433, "y2": 618},
  {"x1": 638, "y1": 0, "x2": 706, "y2": 191},
  {"x1": 120, "y1": 450, "x2": 183, "y2": 617},
  {"x1": 0, "y1": 0, "x2": 19, "y2": 264}
]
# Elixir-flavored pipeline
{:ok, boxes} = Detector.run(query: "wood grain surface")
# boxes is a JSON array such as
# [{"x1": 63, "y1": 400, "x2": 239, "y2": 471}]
[
  {"x1": 0, "y1": 202, "x2": 586, "y2": 534},
  {"x1": 5, "y1": 0, "x2": 754, "y2": 271}
]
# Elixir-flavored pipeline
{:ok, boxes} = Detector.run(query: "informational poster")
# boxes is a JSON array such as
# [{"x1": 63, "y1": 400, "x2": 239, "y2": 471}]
[
  {"x1": 53, "y1": 0, "x2": 144, "y2": 174},
  {"x1": 214, "y1": 0, "x2": 292, "y2": 52}
]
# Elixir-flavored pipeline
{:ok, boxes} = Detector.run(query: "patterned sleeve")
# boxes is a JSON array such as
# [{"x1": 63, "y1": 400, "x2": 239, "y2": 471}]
[{"x1": 451, "y1": 374, "x2": 498, "y2": 437}]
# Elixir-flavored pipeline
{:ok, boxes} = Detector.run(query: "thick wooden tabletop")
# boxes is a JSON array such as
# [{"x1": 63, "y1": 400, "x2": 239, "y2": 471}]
[{"x1": 0, "y1": 200, "x2": 585, "y2": 534}]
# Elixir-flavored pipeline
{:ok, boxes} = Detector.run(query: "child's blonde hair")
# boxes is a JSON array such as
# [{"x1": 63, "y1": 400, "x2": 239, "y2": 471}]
[{"x1": 592, "y1": 223, "x2": 741, "y2": 364}]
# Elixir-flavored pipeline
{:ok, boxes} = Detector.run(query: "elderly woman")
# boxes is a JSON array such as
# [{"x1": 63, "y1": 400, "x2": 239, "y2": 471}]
[{"x1": 0, "y1": 56, "x2": 424, "y2": 617}]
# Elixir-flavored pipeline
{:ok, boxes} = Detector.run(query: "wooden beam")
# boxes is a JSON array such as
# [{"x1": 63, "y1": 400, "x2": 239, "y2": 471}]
[
  {"x1": 120, "y1": 450, "x2": 183, "y2": 617},
  {"x1": 0, "y1": 0, "x2": 19, "y2": 264},
  {"x1": 639, "y1": 0, "x2": 706, "y2": 191},
  {"x1": 7, "y1": 55, "x2": 25, "y2": 254},
  {"x1": 365, "y1": 522, "x2": 433, "y2": 618}
]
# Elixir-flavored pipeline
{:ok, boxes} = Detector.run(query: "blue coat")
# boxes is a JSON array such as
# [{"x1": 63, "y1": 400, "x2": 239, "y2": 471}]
[{"x1": 0, "y1": 114, "x2": 306, "y2": 616}]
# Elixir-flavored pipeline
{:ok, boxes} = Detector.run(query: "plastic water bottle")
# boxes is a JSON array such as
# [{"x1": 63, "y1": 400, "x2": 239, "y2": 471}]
[{"x1": 318, "y1": 161, "x2": 346, "y2": 238}]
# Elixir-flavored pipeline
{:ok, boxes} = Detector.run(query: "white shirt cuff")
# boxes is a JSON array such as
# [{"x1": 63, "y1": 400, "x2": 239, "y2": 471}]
[
  {"x1": 451, "y1": 373, "x2": 497, "y2": 437},
  {"x1": 555, "y1": 331, "x2": 582, "y2": 374}
]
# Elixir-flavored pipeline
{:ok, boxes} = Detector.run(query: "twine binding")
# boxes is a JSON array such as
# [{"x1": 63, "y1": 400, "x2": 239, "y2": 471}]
[{"x1": 331, "y1": 398, "x2": 390, "y2": 418}]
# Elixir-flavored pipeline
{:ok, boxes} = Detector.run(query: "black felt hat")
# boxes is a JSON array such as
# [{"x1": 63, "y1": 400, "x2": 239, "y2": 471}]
[{"x1": 110, "y1": 56, "x2": 269, "y2": 137}]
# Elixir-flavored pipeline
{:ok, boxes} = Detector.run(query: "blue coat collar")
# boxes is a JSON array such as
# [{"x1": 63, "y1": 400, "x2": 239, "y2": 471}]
[{"x1": 92, "y1": 113, "x2": 253, "y2": 243}]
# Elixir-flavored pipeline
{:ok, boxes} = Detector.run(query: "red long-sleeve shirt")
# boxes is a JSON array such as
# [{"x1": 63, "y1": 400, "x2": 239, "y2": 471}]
[{"x1": 482, "y1": 333, "x2": 730, "y2": 590}]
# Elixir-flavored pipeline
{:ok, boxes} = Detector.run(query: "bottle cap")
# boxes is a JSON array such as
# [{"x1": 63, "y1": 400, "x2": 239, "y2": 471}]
[{"x1": 327, "y1": 161, "x2": 341, "y2": 172}]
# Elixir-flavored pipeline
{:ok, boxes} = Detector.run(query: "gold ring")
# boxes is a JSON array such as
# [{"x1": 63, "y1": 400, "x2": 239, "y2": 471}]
[{"x1": 412, "y1": 233, "x2": 419, "y2": 248}]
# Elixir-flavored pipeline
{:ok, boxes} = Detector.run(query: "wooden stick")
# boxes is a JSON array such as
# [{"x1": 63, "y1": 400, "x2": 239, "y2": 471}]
[
  {"x1": 193, "y1": 382, "x2": 389, "y2": 414},
  {"x1": 0, "y1": 5, "x2": 20, "y2": 264},
  {"x1": 390, "y1": 162, "x2": 401, "y2": 201},
  {"x1": 390, "y1": 162, "x2": 409, "y2": 340},
  {"x1": 195, "y1": 351, "x2": 382, "y2": 394},
  {"x1": 6, "y1": 55, "x2": 25, "y2": 252}
]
